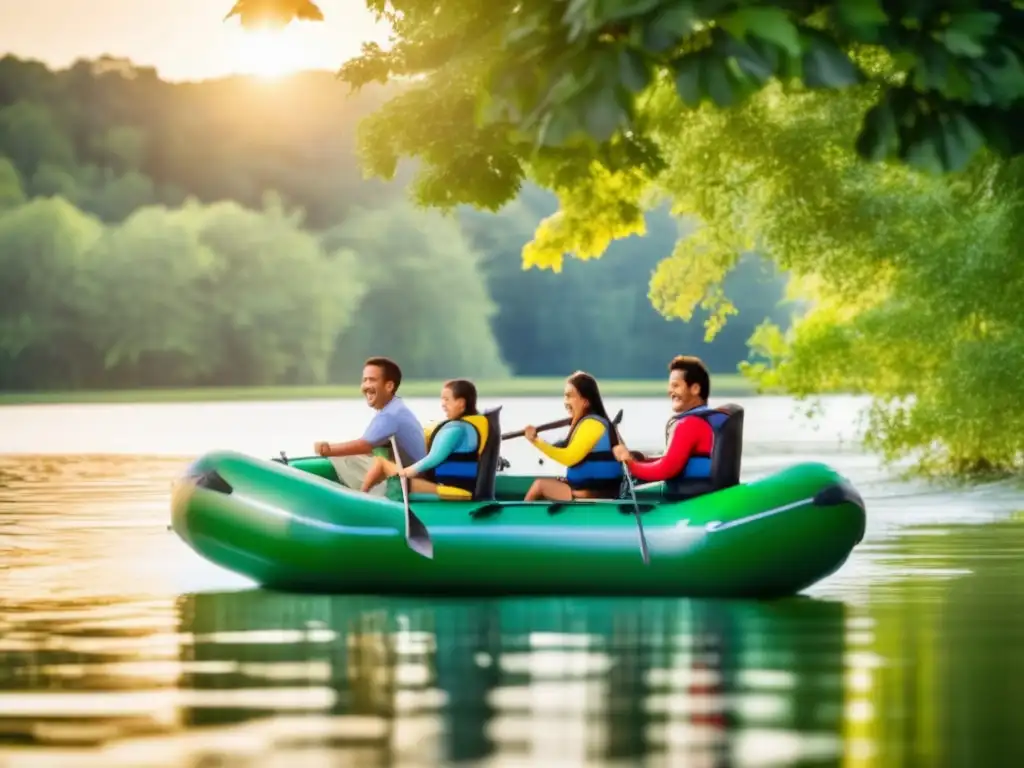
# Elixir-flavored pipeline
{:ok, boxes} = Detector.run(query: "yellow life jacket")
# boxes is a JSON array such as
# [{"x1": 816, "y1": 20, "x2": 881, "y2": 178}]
[{"x1": 422, "y1": 414, "x2": 489, "y2": 493}]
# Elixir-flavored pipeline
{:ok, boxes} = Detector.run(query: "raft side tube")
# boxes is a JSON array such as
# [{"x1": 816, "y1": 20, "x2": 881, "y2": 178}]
[
  {"x1": 687, "y1": 479, "x2": 866, "y2": 597},
  {"x1": 812, "y1": 478, "x2": 867, "y2": 544},
  {"x1": 169, "y1": 452, "x2": 867, "y2": 598}
]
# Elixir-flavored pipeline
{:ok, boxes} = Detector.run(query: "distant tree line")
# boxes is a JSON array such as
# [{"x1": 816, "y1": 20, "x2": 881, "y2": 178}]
[{"x1": 0, "y1": 55, "x2": 791, "y2": 391}]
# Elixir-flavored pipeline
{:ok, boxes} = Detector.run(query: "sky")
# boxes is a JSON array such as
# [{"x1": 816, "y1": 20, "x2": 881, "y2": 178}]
[{"x1": 0, "y1": 0, "x2": 391, "y2": 81}]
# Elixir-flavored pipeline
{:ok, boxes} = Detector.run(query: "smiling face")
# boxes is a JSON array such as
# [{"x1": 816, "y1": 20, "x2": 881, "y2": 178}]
[
  {"x1": 668, "y1": 369, "x2": 703, "y2": 413},
  {"x1": 563, "y1": 381, "x2": 589, "y2": 420},
  {"x1": 361, "y1": 364, "x2": 394, "y2": 410},
  {"x1": 440, "y1": 386, "x2": 466, "y2": 420}
]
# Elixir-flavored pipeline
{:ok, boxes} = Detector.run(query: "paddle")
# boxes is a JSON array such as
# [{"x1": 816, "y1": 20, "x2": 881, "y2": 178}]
[
  {"x1": 275, "y1": 412, "x2": 625, "y2": 467},
  {"x1": 502, "y1": 409, "x2": 623, "y2": 441},
  {"x1": 501, "y1": 418, "x2": 572, "y2": 441},
  {"x1": 613, "y1": 421, "x2": 650, "y2": 566},
  {"x1": 502, "y1": 409, "x2": 624, "y2": 469},
  {"x1": 390, "y1": 435, "x2": 434, "y2": 560}
]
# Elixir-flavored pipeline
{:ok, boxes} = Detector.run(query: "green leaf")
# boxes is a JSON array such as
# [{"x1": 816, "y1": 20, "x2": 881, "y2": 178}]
[
  {"x1": 946, "y1": 11, "x2": 1001, "y2": 39},
  {"x1": 563, "y1": 0, "x2": 598, "y2": 42},
  {"x1": 642, "y1": 2, "x2": 699, "y2": 53},
  {"x1": 537, "y1": 109, "x2": 580, "y2": 147},
  {"x1": 579, "y1": 84, "x2": 628, "y2": 141},
  {"x1": 593, "y1": 0, "x2": 663, "y2": 24},
  {"x1": 834, "y1": 0, "x2": 888, "y2": 31},
  {"x1": 915, "y1": 43, "x2": 954, "y2": 92},
  {"x1": 726, "y1": 39, "x2": 775, "y2": 83},
  {"x1": 933, "y1": 111, "x2": 985, "y2": 171},
  {"x1": 618, "y1": 48, "x2": 652, "y2": 92},
  {"x1": 746, "y1": 37, "x2": 782, "y2": 74},
  {"x1": 964, "y1": 106, "x2": 1014, "y2": 155},
  {"x1": 672, "y1": 53, "x2": 704, "y2": 107},
  {"x1": 937, "y1": 11, "x2": 1003, "y2": 59},
  {"x1": 801, "y1": 32, "x2": 861, "y2": 88},
  {"x1": 505, "y1": 14, "x2": 544, "y2": 46},
  {"x1": 855, "y1": 99, "x2": 898, "y2": 162},
  {"x1": 971, "y1": 47, "x2": 1024, "y2": 106},
  {"x1": 941, "y1": 61, "x2": 974, "y2": 101},
  {"x1": 897, "y1": 111, "x2": 946, "y2": 174},
  {"x1": 721, "y1": 7, "x2": 802, "y2": 58},
  {"x1": 702, "y1": 57, "x2": 737, "y2": 107},
  {"x1": 942, "y1": 29, "x2": 987, "y2": 58}
]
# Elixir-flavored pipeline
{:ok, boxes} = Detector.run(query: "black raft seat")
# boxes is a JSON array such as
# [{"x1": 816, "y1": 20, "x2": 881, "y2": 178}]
[
  {"x1": 472, "y1": 406, "x2": 503, "y2": 501},
  {"x1": 709, "y1": 403, "x2": 744, "y2": 491}
]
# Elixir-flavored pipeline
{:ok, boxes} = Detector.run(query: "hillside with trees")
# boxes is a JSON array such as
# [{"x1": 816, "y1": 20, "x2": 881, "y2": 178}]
[{"x1": 0, "y1": 54, "x2": 790, "y2": 393}]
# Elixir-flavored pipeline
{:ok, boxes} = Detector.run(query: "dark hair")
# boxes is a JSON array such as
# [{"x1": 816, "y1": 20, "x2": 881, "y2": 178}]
[
  {"x1": 669, "y1": 355, "x2": 710, "y2": 400},
  {"x1": 443, "y1": 378, "x2": 479, "y2": 416},
  {"x1": 567, "y1": 370, "x2": 612, "y2": 422},
  {"x1": 364, "y1": 356, "x2": 402, "y2": 393}
]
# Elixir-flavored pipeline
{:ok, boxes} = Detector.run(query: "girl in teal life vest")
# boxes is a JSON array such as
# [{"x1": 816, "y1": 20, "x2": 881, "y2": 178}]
[
  {"x1": 522, "y1": 370, "x2": 623, "y2": 501},
  {"x1": 362, "y1": 379, "x2": 489, "y2": 500}
]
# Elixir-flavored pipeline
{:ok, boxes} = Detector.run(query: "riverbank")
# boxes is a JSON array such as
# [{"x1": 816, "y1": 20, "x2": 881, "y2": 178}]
[{"x1": 0, "y1": 375, "x2": 758, "y2": 406}]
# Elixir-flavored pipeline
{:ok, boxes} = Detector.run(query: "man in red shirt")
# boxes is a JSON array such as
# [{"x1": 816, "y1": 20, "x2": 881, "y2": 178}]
[{"x1": 613, "y1": 356, "x2": 716, "y2": 497}]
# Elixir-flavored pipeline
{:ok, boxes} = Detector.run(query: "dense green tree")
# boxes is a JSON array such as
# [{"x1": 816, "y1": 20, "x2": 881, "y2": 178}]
[
  {"x1": 0, "y1": 53, "x2": 787, "y2": 392},
  {"x1": 459, "y1": 188, "x2": 792, "y2": 377},
  {"x1": 84, "y1": 204, "x2": 221, "y2": 384},
  {"x1": 637, "y1": 75, "x2": 1024, "y2": 475},
  {"x1": 179, "y1": 196, "x2": 366, "y2": 386},
  {"x1": 0, "y1": 55, "x2": 401, "y2": 228},
  {"x1": 0, "y1": 198, "x2": 104, "y2": 389},
  {"x1": 0, "y1": 195, "x2": 369, "y2": 391},
  {"x1": 80, "y1": 168, "x2": 157, "y2": 222},
  {"x1": 322, "y1": 202, "x2": 511, "y2": 381},
  {"x1": 0, "y1": 101, "x2": 75, "y2": 179},
  {"x1": 0, "y1": 156, "x2": 25, "y2": 210},
  {"x1": 29, "y1": 162, "x2": 79, "y2": 202},
  {"x1": 225, "y1": 0, "x2": 1024, "y2": 210}
]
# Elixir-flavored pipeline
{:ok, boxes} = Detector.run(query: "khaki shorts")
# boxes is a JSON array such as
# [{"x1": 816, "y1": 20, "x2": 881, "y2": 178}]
[{"x1": 327, "y1": 455, "x2": 402, "y2": 501}]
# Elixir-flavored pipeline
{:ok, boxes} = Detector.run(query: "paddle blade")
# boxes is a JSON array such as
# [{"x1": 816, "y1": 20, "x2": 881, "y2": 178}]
[
  {"x1": 636, "y1": 519, "x2": 650, "y2": 565},
  {"x1": 405, "y1": 506, "x2": 434, "y2": 559}
]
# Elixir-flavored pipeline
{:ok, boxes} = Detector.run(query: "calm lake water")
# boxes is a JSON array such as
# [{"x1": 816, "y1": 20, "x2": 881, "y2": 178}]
[{"x1": 1, "y1": 394, "x2": 1023, "y2": 767}]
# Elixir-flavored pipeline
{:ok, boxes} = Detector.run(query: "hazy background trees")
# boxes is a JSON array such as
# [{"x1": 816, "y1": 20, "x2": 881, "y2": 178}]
[{"x1": 0, "y1": 55, "x2": 790, "y2": 393}]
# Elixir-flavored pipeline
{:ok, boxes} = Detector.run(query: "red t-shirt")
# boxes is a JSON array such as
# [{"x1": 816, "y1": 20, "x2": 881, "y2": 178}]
[{"x1": 627, "y1": 415, "x2": 714, "y2": 483}]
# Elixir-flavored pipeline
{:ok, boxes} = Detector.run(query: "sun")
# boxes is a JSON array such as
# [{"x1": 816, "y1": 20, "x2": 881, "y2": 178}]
[{"x1": 230, "y1": 27, "x2": 309, "y2": 80}]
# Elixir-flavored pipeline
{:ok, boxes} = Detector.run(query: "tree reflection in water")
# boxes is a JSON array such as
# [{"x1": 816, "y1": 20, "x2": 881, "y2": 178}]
[
  {"x1": 5, "y1": 514, "x2": 1024, "y2": 766},
  {"x1": 173, "y1": 593, "x2": 848, "y2": 766}
]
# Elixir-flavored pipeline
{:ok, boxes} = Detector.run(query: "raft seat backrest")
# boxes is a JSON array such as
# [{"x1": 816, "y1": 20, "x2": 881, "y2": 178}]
[
  {"x1": 708, "y1": 403, "x2": 744, "y2": 489},
  {"x1": 472, "y1": 406, "x2": 503, "y2": 501}
]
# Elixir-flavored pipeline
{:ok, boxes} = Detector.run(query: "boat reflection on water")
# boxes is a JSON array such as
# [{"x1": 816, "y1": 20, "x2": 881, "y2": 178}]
[{"x1": 176, "y1": 592, "x2": 848, "y2": 766}]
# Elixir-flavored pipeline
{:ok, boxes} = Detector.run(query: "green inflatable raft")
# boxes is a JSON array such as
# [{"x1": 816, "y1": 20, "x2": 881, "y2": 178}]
[{"x1": 170, "y1": 404, "x2": 866, "y2": 598}]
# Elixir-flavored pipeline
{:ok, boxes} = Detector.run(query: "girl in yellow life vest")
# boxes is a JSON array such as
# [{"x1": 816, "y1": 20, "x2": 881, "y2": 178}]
[
  {"x1": 522, "y1": 370, "x2": 623, "y2": 501},
  {"x1": 362, "y1": 379, "x2": 488, "y2": 500}
]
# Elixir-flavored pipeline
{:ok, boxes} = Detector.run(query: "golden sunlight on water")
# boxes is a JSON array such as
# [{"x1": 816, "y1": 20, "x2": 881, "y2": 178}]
[{"x1": 2, "y1": 398, "x2": 1024, "y2": 766}]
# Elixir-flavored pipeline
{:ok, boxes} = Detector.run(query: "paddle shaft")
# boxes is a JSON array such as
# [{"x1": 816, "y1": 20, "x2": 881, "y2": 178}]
[
  {"x1": 278, "y1": 409, "x2": 624, "y2": 465},
  {"x1": 502, "y1": 408, "x2": 623, "y2": 441},
  {"x1": 500, "y1": 417, "x2": 571, "y2": 441},
  {"x1": 613, "y1": 423, "x2": 650, "y2": 565}
]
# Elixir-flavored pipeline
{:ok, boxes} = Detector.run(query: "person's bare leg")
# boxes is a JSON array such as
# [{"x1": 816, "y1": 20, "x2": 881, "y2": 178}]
[
  {"x1": 408, "y1": 478, "x2": 440, "y2": 495},
  {"x1": 524, "y1": 478, "x2": 574, "y2": 501},
  {"x1": 361, "y1": 457, "x2": 397, "y2": 493}
]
